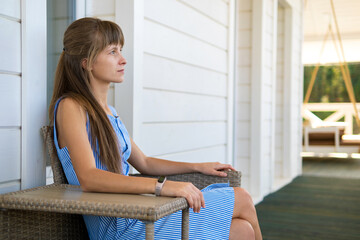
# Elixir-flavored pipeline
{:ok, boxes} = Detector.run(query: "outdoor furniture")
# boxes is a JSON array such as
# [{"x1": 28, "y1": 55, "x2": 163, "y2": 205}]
[
  {"x1": 0, "y1": 126, "x2": 241, "y2": 240},
  {"x1": 303, "y1": 126, "x2": 342, "y2": 152}
]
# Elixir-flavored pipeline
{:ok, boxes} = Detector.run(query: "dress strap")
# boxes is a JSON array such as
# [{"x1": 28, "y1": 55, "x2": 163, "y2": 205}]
[
  {"x1": 108, "y1": 105, "x2": 119, "y2": 118},
  {"x1": 53, "y1": 98, "x2": 63, "y2": 150}
]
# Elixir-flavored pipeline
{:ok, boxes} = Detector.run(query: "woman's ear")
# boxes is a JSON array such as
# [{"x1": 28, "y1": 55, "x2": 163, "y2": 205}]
[{"x1": 81, "y1": 58, "x2": 90, "y2": 70}]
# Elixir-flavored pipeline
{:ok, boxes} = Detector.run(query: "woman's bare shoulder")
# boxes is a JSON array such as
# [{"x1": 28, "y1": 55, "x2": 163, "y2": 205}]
[{"x1": 57, "y1": 97, "x2": 87, "y2": 126}]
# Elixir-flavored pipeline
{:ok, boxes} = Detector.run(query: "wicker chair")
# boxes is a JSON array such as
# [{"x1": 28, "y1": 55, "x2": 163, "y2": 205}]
[{"x1": 0, "y1": 126, "x2": 241, "y2": 240}]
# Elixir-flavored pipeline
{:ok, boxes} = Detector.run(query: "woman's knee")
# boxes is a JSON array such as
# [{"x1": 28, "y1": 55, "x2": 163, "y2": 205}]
[
  {"x1": 232, "y1": 187, "x2": 256, "y2": 219},
  {"x1": 229, "y1": 218, "x2": 255, "y2": 240},
  {"x1": 234, "y1": 187, "x2": 253, "y2": 206}
]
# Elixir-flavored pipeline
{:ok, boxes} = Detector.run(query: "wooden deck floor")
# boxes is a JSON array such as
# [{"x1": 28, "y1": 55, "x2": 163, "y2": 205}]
[{"x1": 302, "y1": 157, "x2": 360, "y2": 179}]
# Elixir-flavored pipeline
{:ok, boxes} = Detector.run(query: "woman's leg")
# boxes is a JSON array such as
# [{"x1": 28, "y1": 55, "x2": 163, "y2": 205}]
[
  {"x1": 230, "y1": 187, "x2": 263, "y2": 240},
  {"x1": 229, "y1": 218, "x2": 255, "y2": 240}
]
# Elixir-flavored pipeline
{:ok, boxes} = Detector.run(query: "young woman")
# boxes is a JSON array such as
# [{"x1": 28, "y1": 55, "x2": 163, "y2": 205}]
[{"x1": 49, "y1": 17, "x2": 262, "y2": 240}]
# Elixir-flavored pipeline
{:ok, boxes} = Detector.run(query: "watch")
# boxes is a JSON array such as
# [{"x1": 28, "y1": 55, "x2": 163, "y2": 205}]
[{"x1": 155, "y1": 176, "x2": 167, "y2": 196}]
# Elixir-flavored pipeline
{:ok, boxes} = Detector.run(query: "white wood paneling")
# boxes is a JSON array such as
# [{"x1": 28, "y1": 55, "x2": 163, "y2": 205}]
[
  {"x1": 140, "y1": 122, "x2": 227, "y2": 156},
  {"x1": 237, "y1": 121, "x2": 251, "y2": 139},
  {"x1": 155, "y1": 145, "x2": 226, "y2": 163},
  {"x1": 21, "y1": 0, "x2": 47, "y2": 189},
  {"x1": 0, "y1": 0, "x2": 20, "y2": 19},
  {"x1": 0, "y1": 180, "x2": 20, "y2": 194},
  {"x1": 238, "y1": 30, "x2": 251, "y2": 48},
  {"x1": 238, "y1": 12, "x2": 252, "y2": 30},
  {"x1": 236, "y1": 157, "x2": 250, "y2": 175},
  {"x1": 142, "y1": 89, "x2": 227, "y2": 122},
  {"x1": 239, "y1": 0, "x2": 252, "y2": 11},
  {"x1": 240, "y1": 175, "x2": 250, "y2": 191},
  {"x1": 86, "y1": 0, "x2": 115, "y2": 17},
  {"x1": 237, "y1": 103, "x2": 251, "y2": 121},
  {"x1": 237, "y1": 66, "x2": 251, "y2": 83},
  {"x1": 139, "y1": 0, "x2": 234, "y2": 166},
  {"x1": 237, "y1": 84, "x2": 251, "y2": 103},
  {"x1": 143, "y1": 19, "x2": 227, "y2": 73},
  {"x1": 143, "y1": 54, "x2": 227, "y2": 97},
  {"x1": 236, "y1": 139, "x2": 250, "y2": 157},
  {"x1": 274, "y1": 5, "x2": 285, "y2": 179},
  {"x1": 97, "y1": 15, "x2": 115, "y2": 22},
  {"x1": 238, "y1": 48, "x2": 251, "y2": 66},
  {"x1": 0, "y1": 18, "x2": 21, "y2": 73},
  {"x1": 0, "y1": 129, "x2": 21, "y2": 182},
  {"x1": 145, "y1": 0, "x2": 227, "y2": 49},
  {"x1": 179, "y1": 0, "x2": 228, "y2": 26},
  {"x1": 52, "y1": 0, "x2": 70, "y2": 18},
  {"x1": 0, "y1": 75, "x2": 21, "y2": 126}
]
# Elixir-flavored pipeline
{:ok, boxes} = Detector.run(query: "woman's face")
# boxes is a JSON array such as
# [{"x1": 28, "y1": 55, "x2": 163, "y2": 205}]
[{"x1": 90, "y1": 44, "x2": 126, "y2": 84}]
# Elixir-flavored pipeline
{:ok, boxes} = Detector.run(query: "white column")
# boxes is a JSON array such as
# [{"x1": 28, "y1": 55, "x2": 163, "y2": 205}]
[
  {"x1": 227, "y1": 0, "x2": 236, "y2": 165},
  {"x1": 21, "y1": 0, "x2": 47, "y2": 189},
  {"x1": 283, "y1": 6, "x2": 297, "y2": 178},
  {"x1": 250, "y1": 0, "x2": 267, "y2": 198},
  {"x1": 114, "y1": 0, "x2": 144, "y2": 141}
]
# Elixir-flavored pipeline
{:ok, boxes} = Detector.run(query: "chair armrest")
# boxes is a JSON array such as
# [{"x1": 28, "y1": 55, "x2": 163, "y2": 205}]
[
  {"x1": 0, "y1": 184, "x2": 187, "y2": 221},
  {"x1": 132, "y1": 170, "x2": 241, "y2": 190},
  {"x1": 0, "y1": 184, "x2": 189, "y2": 239}
]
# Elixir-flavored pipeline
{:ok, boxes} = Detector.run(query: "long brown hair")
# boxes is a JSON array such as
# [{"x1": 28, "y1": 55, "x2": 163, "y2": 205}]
[{"x1": 49, "y1": 18, "x2": 125, "y2": 173}]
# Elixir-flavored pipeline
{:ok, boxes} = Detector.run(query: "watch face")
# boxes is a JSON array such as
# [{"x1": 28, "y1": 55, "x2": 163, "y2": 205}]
[{"x1": 158, "y1": 176, "x2": 166, "y2": 183}]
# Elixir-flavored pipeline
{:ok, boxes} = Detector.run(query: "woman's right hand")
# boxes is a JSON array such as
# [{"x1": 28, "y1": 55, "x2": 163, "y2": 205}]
[{"x1": 161, "y1": 181, "x2": 205, "y2": 213}]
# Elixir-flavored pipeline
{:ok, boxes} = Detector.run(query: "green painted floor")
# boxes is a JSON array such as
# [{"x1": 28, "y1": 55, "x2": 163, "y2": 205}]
[
  {"x1": 256, "y1": 176, "x2": 360, "y2": 240},
  {"x1": 303, "y1": 157, "x2": 360, "y2": 179}
]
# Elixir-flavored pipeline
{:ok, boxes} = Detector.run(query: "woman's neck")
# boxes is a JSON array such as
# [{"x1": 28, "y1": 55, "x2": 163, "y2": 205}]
[{"x1": 90, "y1": 79, "x2": 111, "y2": 114}]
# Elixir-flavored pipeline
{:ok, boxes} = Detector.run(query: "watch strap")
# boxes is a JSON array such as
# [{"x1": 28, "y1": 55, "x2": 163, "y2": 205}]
[{"x1": 155, "y1": 176, "x2": 167, "y2": 196}]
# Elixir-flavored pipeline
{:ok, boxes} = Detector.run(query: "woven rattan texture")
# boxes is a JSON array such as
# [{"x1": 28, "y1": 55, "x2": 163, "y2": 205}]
[
  {"x1": 41, "y1": 126, "x2": 68, "y2": 184},
  {"x1": 0, "y1": 184, "x2": 188, "y2": 221},
  {"x1": 0, "y1": 209, "x2": 88, "y2": 240},
  {"x1": 134, "y1": 170, "x2": 241, "y2": 189}
]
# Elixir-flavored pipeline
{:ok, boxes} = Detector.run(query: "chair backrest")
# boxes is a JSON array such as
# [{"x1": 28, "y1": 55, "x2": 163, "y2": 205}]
[{"x1": 41, "y1": 126, "x2": 68, "y2": 184}]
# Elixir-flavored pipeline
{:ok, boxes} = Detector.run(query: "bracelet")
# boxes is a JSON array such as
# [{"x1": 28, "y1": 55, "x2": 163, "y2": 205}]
[{"x1": 155, "y1": 176, "x2": 167, "y2": 196}]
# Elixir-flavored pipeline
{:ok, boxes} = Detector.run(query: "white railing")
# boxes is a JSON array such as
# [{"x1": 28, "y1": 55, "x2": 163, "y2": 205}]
[{"x1": 302, "y1": 103, "x2": 360, "y2": 135}]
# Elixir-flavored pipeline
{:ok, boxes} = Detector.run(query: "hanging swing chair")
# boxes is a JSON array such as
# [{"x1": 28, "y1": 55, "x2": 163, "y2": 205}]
[{"x1": 302, "y1": 0, "x2": 360, "y2": 153}]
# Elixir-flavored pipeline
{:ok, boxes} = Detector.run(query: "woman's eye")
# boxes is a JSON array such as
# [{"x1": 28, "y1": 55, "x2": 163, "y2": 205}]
[{"x1": 110, "y1": 50, "x2": 116, "y2": 55}]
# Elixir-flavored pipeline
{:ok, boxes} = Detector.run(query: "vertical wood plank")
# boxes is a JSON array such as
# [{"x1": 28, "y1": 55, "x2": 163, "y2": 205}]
[
  {"x1": 115, "y1": 0, "x2": 144, "y2": 141},
  {"x1": 0, "y1": 129, "x2": 21, "y2": 182},
  {"x1": 21, "y1": 0, "x2": 47, "y2": 189}
]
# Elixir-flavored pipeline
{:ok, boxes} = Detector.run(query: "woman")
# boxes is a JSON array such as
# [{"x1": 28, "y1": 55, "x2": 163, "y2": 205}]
[{"x1": 49, "y1": 17, "x2": 262, "y2": 240}]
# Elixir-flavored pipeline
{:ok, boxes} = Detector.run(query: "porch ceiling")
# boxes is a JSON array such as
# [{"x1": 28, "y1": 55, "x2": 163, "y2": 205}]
[
  {"x1": 303, "y1": 0, "x2": 360, "y2": 64},
  {"x1": 304, "y1": 0, "x2": 360, "y2": 41}
]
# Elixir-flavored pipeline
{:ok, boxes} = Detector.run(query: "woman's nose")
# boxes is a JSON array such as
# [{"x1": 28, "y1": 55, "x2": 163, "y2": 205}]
[{"x1": 119, "y1": 54, "x2": 126, "y2": 65}]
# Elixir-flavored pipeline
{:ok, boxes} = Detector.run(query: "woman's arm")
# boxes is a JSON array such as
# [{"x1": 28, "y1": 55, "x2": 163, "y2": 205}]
[
  {"x1": 128, "y1": 139, "x2": 236, "y2": 177},
  {"x1": 56, "y1": 98, "x2": 156, "y2": 193},
  {"x1": 56, "y1": 99, "x2": 205, "y2": 212}
]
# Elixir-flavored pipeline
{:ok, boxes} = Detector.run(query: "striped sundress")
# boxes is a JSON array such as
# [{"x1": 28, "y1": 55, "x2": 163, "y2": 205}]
[{"x1": 53, "y1": 98, "x2": 235, "y2": 239}]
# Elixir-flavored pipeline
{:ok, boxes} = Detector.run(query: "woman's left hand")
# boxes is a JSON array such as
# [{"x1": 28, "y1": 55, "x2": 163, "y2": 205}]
[{"x1": 194, "y1": 162, "x2": 237, "y2": 177}]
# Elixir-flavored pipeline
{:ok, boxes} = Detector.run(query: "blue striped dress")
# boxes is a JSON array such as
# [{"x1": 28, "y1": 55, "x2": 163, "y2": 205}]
[{"x1": 53, "y1": 98, "x2": 235, "y2": 239}]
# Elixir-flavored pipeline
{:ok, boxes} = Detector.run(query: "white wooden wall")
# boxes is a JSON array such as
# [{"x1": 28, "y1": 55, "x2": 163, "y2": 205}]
[
  {"x1": 275, "y1": 5, "x2": 285, "y2": 179},
  {"x1": 235, "y1": 0, "x2": 303, "y2": 201},
  {"x1": 0, "y1": 0, "x2": 47, "y2": 193},
  {"x1": 0, "y1": 1, "x2": 21, "y2": 194},
  {"x1": 236, "y1": 0, "x2": 278, "y2": 198},
  {"x1": 139, "y1": 0, "x2": 232, "y2": 164},
  {"x1": 236, "y1": 0, "x2": 252, "y2": 191}
]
